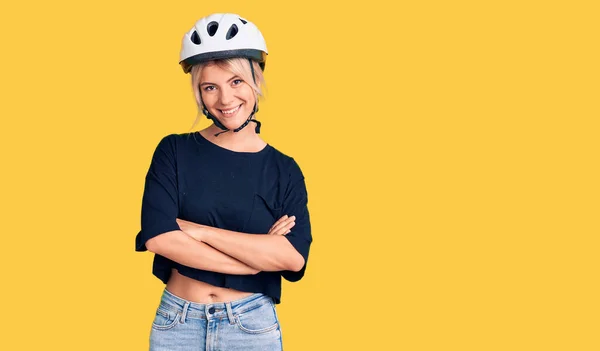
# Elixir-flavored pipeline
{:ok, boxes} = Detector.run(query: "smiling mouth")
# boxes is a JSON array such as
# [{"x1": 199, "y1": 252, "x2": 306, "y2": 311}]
[{"x1": 219, "y1": 104, "x2": 242, "y2": 116}]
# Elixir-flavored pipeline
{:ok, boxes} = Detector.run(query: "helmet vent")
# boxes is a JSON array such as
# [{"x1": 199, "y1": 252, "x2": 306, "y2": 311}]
[
  {"x1": 239, "y1": 18, "x2": 247, "y2": 24},
  {"x1": 226, "y1": 24, "x2": 238, "y2": 40},
  {"x1": 190, "y1": 31, "x2": 201, "y2": 44},
  {"x1": 207, "y1": 21, "x2": 219, "y2": 36}
]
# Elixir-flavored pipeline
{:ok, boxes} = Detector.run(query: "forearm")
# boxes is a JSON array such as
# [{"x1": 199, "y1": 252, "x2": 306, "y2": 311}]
[
  {"x1": 200, "y1": 226, "x2": 304, "y2": 272},
  {"x1": 146, "y1": 230, "x2": 260, "y2": 275}
]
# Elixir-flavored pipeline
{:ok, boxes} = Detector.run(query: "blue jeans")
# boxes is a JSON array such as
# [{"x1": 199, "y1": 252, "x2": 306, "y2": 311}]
[{"x1": 149, "y1": 288, "x2": 283, "y2": 350}]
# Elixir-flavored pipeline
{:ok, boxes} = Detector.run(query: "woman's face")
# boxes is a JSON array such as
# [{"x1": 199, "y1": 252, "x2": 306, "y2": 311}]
[{"x1": 199, "y1": 63, "x2": 256, "y2": 130}]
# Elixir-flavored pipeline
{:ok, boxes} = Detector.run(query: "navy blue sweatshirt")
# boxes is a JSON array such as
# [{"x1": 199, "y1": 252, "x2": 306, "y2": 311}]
[{"x1": 135, "y1": 132, "x2": 312, "y2": 304}]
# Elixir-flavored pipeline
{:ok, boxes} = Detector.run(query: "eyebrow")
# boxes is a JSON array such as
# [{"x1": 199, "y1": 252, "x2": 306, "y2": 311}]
[{"x1": 199, "y1": 75, "x2": 240, "y2": 86}]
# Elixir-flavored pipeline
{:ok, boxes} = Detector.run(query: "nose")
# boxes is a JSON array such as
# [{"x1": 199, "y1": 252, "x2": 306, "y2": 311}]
[{"x1": 218, "y1": 86, "x2": 235, "y2": 106}]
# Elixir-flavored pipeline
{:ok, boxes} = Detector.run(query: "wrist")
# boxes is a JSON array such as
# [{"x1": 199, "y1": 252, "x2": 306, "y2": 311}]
[
  {"x1": 198, "y1": 225, "x2": 214, "y2": 243},
  {"x1": 185, "y1": 225, "x2": 206, "y2": 242},
  {"x1": 194, "y1": 224, "x2": 212, "y2": 242}
]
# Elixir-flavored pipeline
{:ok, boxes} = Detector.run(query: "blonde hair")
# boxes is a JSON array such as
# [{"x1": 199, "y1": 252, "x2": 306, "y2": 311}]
[{"x1": 187, "y1": 58, "x2": 266, "y2": 132}]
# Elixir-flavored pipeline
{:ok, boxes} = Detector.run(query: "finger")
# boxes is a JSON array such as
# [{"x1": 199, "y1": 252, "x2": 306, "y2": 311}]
[
  {"x1": 270, "y1": 215, "x2": 288, "y2": 230},
  {"x1": 270, "y1": 216, "x2": 295, "y2": 235},
  {"x1": 268, "y1": 215, "x2": 288, "y2": 233},
  {"x1": 269, "y1": 218, "x2": 289, "y2": 233},
  {"x1": 273, "y1": 220, "x2": 296, "y2": 236}
]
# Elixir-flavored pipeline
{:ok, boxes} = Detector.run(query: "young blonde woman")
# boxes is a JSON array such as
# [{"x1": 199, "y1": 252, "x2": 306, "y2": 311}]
[{"x1": 135, "y1": 13, "x2": 312, "y2": 351}]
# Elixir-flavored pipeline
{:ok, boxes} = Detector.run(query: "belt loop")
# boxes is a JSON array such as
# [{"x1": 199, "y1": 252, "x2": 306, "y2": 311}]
[
  {"x1": 180, "y1": 301, "x2": 190, "y2": 324},
  {"x1": 225, "y1": 302, "x2": 235, "y2": 325}
]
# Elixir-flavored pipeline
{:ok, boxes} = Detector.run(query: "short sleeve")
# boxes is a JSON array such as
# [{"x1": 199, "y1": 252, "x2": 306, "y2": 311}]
[
  {"x1": 135, "y1": 134, "x2": 181, "y2": 252},
  {"x1": 281, "y1": 159, "x2": 313, "y2": 282}
]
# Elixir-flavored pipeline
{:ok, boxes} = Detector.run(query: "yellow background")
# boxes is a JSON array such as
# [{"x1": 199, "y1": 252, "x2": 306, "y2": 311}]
[{"x1": 1, "y1": 0, "x2": 598, "y2": 350}]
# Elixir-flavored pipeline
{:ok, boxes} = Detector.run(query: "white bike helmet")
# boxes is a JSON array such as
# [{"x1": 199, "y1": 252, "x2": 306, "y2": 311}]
[
  {"x1": 179, "y1": 13, "x2": 268, "y2": 74},
  {"x1": 179, "y1": 13, "x2": 268, "y2": 137}
]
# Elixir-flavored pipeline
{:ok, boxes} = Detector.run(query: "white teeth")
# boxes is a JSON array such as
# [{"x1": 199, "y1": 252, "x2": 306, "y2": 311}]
[{"x1": 221, "y1": 105, "x2": 240, "y2": 114}]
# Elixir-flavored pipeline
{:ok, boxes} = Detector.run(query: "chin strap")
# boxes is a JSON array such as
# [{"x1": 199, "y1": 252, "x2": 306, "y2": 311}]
[{"x1": 212, "y1": 103, "x2": 261, "y2": 137}]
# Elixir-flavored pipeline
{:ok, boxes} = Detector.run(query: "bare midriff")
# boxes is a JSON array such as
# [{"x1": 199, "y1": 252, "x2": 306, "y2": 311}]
[{"x1": 165, "y1": 268, "x2": 254, "y2": 303}]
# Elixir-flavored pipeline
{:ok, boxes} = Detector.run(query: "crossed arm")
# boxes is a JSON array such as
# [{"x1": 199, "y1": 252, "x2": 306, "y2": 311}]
[
  {"x1": 146, "y1": 215, "x2": 302, "y2": 275},
  {"x1": 176, "y1": 216, "x2": 305, "y2": 272}
]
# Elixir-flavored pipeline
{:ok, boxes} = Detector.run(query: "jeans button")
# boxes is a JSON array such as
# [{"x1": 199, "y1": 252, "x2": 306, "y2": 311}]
[{"x1": 208, "y1": 307, "x2": 215, "y2": 314}]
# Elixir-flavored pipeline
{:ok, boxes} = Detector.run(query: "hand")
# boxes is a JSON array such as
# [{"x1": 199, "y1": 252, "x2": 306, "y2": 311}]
[
  {"x1": 267, "y1": 215, "x2": 295, "y2": 236},
  {"x1": 176, "y1": 218, "x2": 206, "y2": 242}
]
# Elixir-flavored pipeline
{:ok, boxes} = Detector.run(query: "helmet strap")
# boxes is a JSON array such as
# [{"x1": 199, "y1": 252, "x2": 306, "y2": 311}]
[{"x1": 200, "y1": 100, "x2": 261, "y2": 137}]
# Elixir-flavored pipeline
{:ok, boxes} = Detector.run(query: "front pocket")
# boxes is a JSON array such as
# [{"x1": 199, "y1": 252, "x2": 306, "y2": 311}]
[
  {"x1": 151, "y1": 307, "x2": 180, "y2": 331},
  {"x1": 235, "y1": 302, "x2": 280, "y2": 334},
  {"x1": 242, "y1": 193, "x2": 283, "y2": 234}
]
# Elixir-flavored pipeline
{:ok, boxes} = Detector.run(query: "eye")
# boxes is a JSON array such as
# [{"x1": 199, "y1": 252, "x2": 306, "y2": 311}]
[
  {"x1": 203, "y1": 85, "x2": 216, "y2": 91},
  {"x1": 232, "y1": 79, "x2": 243, "y2": 85}
]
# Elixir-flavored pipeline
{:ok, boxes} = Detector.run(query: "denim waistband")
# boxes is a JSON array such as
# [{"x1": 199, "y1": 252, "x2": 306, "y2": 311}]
[{"x1": 157, "y1": 288, "x2": 273, "y2": 323}]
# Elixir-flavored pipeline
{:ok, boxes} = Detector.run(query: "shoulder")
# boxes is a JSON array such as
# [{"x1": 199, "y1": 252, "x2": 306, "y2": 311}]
[
  {"x1": 267, "y1": 144, "x2": 305, "y2": 181},
  {"x1": 153, "y1": 132, "x2": 198, "y2": 151},
  {"x1": 153, "y1": 132, "x2": 180, "y2": 147},
  {"x1": 163, "y1": 132, "x2": 196, "y2": 144},
  {"x1": 147, "y1": 133, "x2": 196, "y2": 164}
]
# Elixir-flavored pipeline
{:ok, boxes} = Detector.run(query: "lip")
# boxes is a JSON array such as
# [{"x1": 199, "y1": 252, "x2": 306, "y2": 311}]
[{"x1": 218, "y1": 104, "x2": 243, "y2": 117}]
